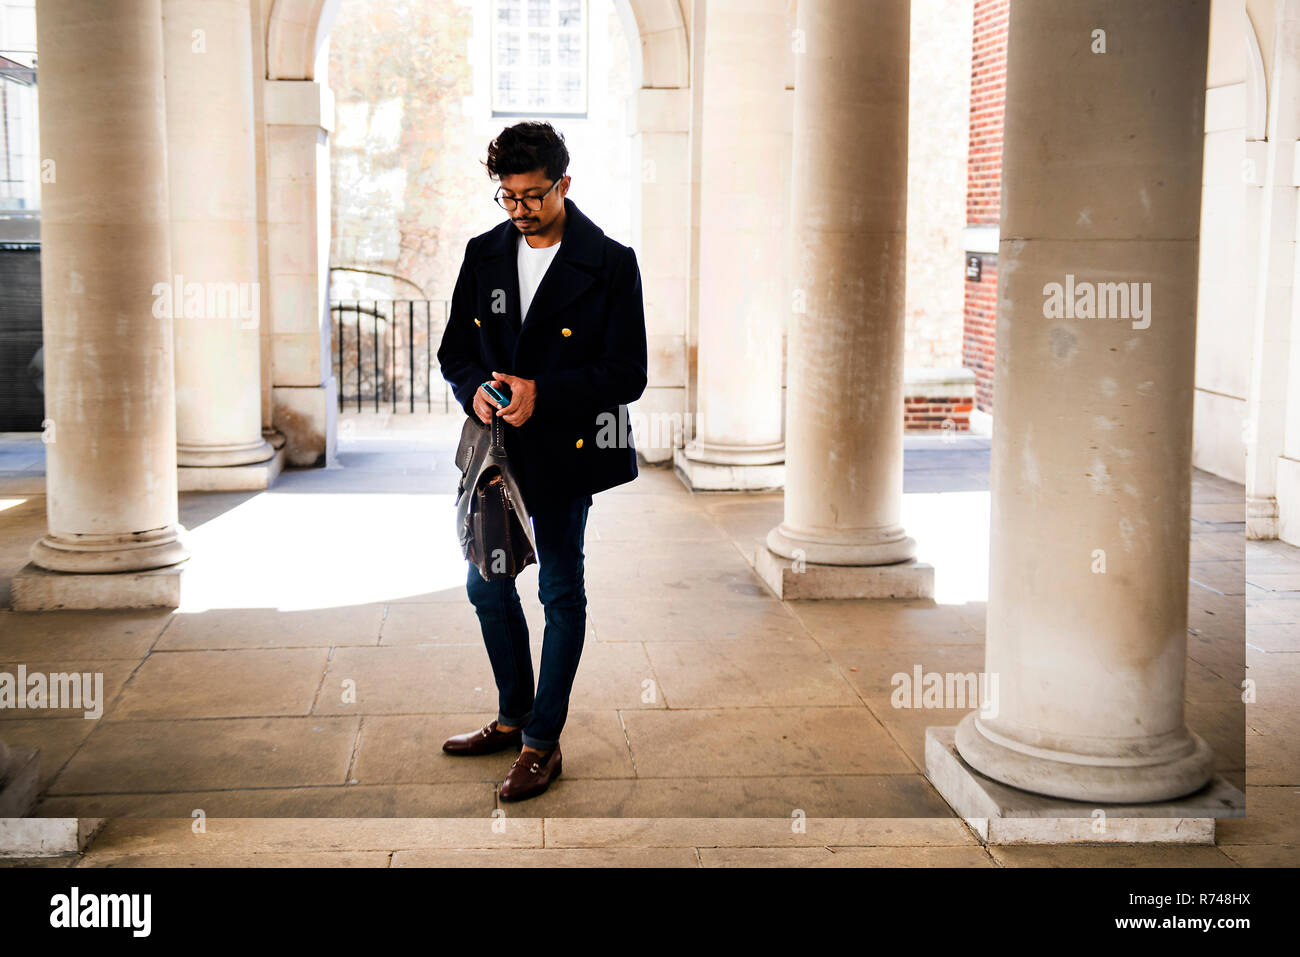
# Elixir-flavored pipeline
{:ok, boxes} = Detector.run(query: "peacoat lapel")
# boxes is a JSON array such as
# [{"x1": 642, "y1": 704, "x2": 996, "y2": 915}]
[
  {"x1": 470, "y1": 197, "x2": 606, "y2": 371},
  {"x1": 517, "y1": 197, "x2": 603, "y2": 340},
  {"x1": 473, "y1": 220, "x2": 524, "y2": 359}
]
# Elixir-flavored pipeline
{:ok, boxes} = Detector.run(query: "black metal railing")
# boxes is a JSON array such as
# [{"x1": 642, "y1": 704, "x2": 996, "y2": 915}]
[{"x1": 330, "y1": 299, "x2": 453, "y2": 413}]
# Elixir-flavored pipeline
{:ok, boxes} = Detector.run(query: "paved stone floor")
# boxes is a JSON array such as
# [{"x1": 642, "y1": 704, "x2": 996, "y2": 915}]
[{"x1": 0, "y1": 417, "x2": 1293, "y2": 866}]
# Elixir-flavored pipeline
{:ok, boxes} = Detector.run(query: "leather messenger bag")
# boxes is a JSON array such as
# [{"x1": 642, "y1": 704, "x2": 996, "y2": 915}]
[{"x1": 454, "y1": 413, "x2": 537, "y2": 580}]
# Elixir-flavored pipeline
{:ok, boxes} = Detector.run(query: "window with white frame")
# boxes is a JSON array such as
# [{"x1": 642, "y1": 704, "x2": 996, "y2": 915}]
[
  {"x1": 491, "y1": 0, "x2": 588, "y2": 118},
  {"x1": 0, "y1": 0, "x2": 38, "y2": 220}
]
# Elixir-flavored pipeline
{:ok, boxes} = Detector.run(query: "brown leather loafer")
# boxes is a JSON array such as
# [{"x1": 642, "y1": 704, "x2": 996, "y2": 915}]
[
  {"x1": 442, "y1": 720, "x2": 522, "y2": 756},
  {"x1": 498, "y1": 745, "x2": 562, "y2": 801}
]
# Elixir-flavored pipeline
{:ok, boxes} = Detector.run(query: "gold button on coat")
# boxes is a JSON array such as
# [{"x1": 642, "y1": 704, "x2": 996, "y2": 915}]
[
  {"x1": 575, "y1": 439, "x2": 583, "y2": 449},
  {"x1": 561, "y1": 327, "x2": 572, "y2": 337}
]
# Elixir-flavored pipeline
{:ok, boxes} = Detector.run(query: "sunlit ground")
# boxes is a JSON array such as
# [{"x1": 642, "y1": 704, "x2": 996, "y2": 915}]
[
  {"x1": 176, "y1": 491, "x2": 468, "y2": 612},
  {"x1": 4, "y1": 420, "x2": 994, "y2": 614},
  {"x1": 173, "y1": 470, "x2": 993, "y2": 614},
  {"x1": 5, "y1": 418, "x2": 993, "y2": 613},
  {"x1": 903, "y1": 490, "x2": 991, "y2": 606}
]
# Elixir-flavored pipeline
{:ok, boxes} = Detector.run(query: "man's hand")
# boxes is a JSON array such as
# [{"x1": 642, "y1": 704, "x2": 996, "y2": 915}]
[
  {"x1": 491, "y1": 372, "x2": 537, "y2": 427},
  {"x1": 472, "y1": 383, "x2": 498, "y2": 425}
]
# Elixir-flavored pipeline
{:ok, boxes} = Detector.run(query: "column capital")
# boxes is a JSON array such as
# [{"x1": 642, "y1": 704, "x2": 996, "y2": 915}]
[{"x1": 264, "y1": 79, "x2": 335, "y2": 132}]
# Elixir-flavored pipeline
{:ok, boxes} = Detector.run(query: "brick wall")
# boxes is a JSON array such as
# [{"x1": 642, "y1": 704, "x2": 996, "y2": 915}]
[
  {"x1": 904, "y1": 396, "x2": 974, "y2": 433},
  {"x1": 905, "y1": 0, "x2": 974, "y2": 371},
  {"x1": 965, "y1": 0, "x2": 1007, "y2": 227},
  {"x1": 961, "y1": 0, "x2": 1008, "y2": 415},
  {"x1": 904, "y1": 369, "x2": 976, "y2": 433}
]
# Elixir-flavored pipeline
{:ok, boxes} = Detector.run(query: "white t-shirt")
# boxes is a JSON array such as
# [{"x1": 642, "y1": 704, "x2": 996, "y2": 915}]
[{"x1": 517, "y1": 234, "x2": 561, "y2": 323}]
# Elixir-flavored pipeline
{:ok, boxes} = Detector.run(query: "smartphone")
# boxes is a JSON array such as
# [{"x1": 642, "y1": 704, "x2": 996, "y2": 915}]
[{"x1": 480, "y1": 382, "x2": 512, "y2": 409}]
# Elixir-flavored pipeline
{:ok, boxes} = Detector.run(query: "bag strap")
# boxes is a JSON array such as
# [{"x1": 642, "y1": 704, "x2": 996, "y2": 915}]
[{"x1": 490, "y1": 413, "x2": 507, "y2": 455}]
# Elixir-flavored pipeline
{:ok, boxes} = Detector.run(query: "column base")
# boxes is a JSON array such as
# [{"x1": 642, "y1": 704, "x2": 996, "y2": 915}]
[
  {"x1": 0, "y1": 816, "x2": 105, "y2": 858},
  {"x1": 673, "y1": 446, "x2": 784, "y2": 491},
  {"x1": 29, "y1": 525, "x2": 189, "y2": 574},
  {"x1": 178, "y1": 445, "x2": 285, "y2": 492},
  {"x1": 767, "y1": 522, "x2": 917, "y2": 565},
  {"x1": 273, "y1": 380, "x2": 337, "y2": 468},
  {"x1": 954, "y1": 710, "x2": 1216, "y2": 805},
  {"x1": 926, "y1": 726, "x2": 1243, "y2": 845},
  {"x1": 11, "y1": 561, "x2": 185, "y2": 610},
  {"x1": 1247, "y1": 494, "x2": 1278, "y2": 540},
  {"x1": 751, "y1": 544, "x2": 934, "y2": 599},
  {"x1": 177, "y1": 437, "x2": 276, "y2": 468},
  {"x1": 0, "y1": 746, "x2": 38, "y2": 818}
]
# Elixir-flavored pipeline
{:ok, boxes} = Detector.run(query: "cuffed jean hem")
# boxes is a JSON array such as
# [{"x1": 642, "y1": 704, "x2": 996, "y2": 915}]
[
  {"x1": 520, "y1": 731, "x2": 559, "y2": 751},
  {"x1": 499, "y1": 710, "x2": 533, "y2": 729}
]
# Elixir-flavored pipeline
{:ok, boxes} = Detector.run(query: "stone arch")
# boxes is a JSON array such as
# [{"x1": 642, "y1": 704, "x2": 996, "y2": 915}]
[
  {"x1": 261, "y1": 0, "x2": 694, "y2": 465},
  {"x1": 1244, "y1": 6, "x2": 1266, "y2": 141},
  {"x1": 265, "y1": 0, "x2": 689, "y2": 89},
  {"x1": 265, "y1": 0, "x2": 336, "y2": 81}
]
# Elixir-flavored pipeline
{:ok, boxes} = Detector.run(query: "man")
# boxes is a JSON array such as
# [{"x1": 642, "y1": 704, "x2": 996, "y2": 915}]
[{"x1": 437, "y1": 121, "x2": 648, "y2": 801}]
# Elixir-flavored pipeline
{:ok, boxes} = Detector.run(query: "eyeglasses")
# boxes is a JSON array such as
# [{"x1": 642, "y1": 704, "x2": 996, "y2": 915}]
[{"x1": 494, "y1": 178, "x2": 562, "y2": 212}]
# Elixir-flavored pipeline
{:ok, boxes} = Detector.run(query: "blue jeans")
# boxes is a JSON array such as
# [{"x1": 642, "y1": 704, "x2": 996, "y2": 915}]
[{"x1": 465, "y1": 494, "x2": 591, "y2": 751}]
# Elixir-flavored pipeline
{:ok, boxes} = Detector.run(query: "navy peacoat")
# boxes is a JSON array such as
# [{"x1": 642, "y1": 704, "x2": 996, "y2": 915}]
[{"x1": 437, "y1": 197, "x2": 649, "y2": 510}]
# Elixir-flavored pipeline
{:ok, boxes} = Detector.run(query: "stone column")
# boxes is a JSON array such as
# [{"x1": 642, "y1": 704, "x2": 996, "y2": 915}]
[
  {"x1": 1249, "y1": 1, "x2": 1300, "y2": 542},
  {"x1": 163, "y1": 0, "x2": 276, "y2": 486},
  {"x1": 19, "y1": 0, "x2": 188, "y2": 601},
  {"x1": 673, "y1": 0, "x2": 790, "y2": 491},
  {"x1": 264, "y1": 78, "x2": 338, "y2": 468},
  {"x1": 627, "y1": 87, "x2": 692, "y2": 465},
  {"x1": 753, "y1": 0, "x2": 932, "y2": 600},
  {"x1": 248, "y1": 0, "x2": 281, "y2": 452},
  {"x1": 941, "y1": 0, "x2": 1218, "y2": 805}
]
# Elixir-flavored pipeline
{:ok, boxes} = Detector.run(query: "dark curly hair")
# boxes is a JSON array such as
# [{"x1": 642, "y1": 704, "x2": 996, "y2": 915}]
[{"x1": 483, "y1": 121, "x2": 570, "y2": 182}]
